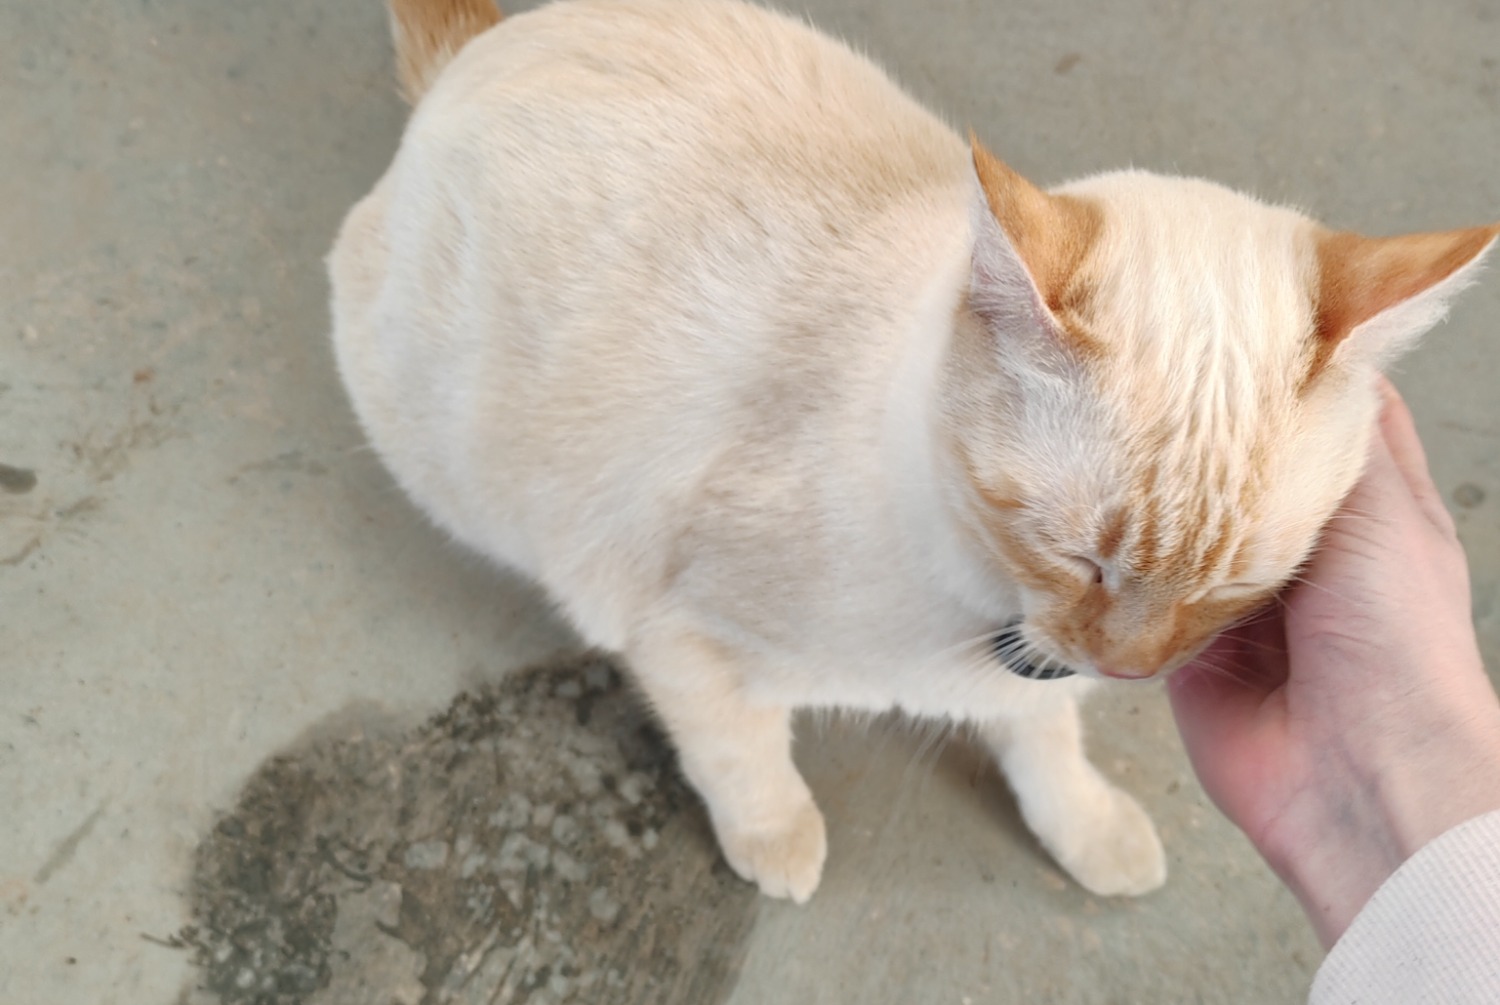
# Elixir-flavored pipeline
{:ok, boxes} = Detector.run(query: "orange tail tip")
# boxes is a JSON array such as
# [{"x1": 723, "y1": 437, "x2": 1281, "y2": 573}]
[{"x1": 388, "y1": 0, "x2": 502, "y2": 104}]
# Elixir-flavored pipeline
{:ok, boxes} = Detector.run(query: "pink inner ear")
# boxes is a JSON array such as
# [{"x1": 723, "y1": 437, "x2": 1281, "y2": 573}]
[{"x1": 1309, "y1": 223, "x2": 1500, "y2": 379}]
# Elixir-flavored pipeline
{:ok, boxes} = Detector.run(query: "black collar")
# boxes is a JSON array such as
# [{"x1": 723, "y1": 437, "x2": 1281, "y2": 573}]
[{"x1": 989, "y1": 622, "x2": 1076, "y2": 680}]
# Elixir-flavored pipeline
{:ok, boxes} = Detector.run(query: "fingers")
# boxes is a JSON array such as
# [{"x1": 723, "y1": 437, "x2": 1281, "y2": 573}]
[
  {"x1": 1374, "y1": 377, "x2": 1430, "y2": 486},
  {"x1": 1168, "y1": 618, "x2": 1288, "y2": 741},
  {"x1": 1372, "y1": 378, "x2": 1456, "y2": 537}
]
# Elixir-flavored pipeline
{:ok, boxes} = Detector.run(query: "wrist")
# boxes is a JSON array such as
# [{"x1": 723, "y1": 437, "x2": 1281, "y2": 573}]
[
  {"x1": 1374, "y1": 723, "x2": 1500, "y2": 862},
  {"x1": 1269, "y1": 723, "x2": 1500, "y2": 948},
  {"x1": 1262, "y1": 784, "x2": 1406, "y2": 949}
]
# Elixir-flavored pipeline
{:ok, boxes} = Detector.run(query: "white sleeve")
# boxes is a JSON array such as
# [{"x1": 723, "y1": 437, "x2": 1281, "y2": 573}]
[{"x1": 1310, "y1": 809, "x2": 1500, "y2": 1005}]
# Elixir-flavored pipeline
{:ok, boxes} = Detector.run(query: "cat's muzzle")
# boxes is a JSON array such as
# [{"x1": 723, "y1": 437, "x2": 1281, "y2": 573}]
[{"x1": 990, "y1": 621, "x2": 1076, "y2": 681}]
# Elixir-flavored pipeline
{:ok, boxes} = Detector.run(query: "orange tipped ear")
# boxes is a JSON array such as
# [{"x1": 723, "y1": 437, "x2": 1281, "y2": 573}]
[
  {"x1": 969, "y1": 134, "x2": 1100, "y2": 313},
  {"x1": 1309, "y1": 222, "x2": 1500, "y2": 379}
]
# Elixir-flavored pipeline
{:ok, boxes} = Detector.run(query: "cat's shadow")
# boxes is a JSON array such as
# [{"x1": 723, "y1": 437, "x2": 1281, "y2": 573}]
[{"x1": 796, "y1": 712, "x2": 1046, "y2": 887}]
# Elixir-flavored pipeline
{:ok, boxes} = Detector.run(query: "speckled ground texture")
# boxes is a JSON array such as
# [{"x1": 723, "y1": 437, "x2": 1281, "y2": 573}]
[{"x1": 3, "y1": 1, "x2": 1498, "y2": 1003}]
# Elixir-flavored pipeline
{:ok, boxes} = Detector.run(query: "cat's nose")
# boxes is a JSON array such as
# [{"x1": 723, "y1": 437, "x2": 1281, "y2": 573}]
[{"x1": 1096, "y1": 664, "x2": 1157, "y2": 681}]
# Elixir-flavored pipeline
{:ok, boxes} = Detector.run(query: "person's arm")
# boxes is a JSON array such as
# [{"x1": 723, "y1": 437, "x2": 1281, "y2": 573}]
[
  {"x1": 1307, "y1": 809, "x2": 1500, "y2": 1004},
  {"x1": 1167, "y1": 379, "x2": 1500, "y2": 949}
]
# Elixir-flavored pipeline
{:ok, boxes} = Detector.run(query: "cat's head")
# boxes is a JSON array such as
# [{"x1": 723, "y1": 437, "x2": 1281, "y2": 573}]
[{"x1": 948, "y1": 137, "x2": 1497, "y2": 681}]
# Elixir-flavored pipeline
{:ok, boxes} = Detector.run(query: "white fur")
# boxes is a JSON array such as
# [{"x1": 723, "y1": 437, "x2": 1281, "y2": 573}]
[{"x1": 329, "y1": 0, "x2": 1485, "y2": 901}]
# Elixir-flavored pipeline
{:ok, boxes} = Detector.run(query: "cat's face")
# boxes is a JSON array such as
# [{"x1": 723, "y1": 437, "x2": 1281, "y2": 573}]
[
  {"x1": 951, "y1": 144, "x2": 1497, "y2": 680},
  {"x1": 960, "y1": 355, "x2": 1375, "y2": 681}
]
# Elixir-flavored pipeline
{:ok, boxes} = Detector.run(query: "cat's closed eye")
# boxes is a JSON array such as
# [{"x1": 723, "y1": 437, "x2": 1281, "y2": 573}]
[{"x1": 1065, "y1": 555, "x2": 1105, "y2": 586}]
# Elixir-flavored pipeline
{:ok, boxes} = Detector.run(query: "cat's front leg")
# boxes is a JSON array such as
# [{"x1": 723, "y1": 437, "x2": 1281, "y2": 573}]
[
  {"x1": 979, "y1": 697, "x2": 1166, "y2": 897},
  {"x1": 627, "y1": 629, "x2": 827, "y2": 903}
]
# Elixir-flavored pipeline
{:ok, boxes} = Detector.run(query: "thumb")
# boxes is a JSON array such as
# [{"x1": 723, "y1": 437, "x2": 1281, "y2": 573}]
[{"x1": 1168, "y1": 616, "x2": 1287, "y2": 759}]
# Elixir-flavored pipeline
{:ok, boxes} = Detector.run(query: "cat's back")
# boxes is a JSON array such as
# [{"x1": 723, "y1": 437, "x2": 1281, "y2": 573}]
[
  {"x1": 329, "y1": 0, "x2": 971, "y2": 626},
  {"x1": 410, "y1": 0, "x2": 966, "y2": 226},
  {"x1": 430, "y1": 0, "x2": 943, "y2": 140},
  {"x1": 333, "y1": 0, "x2": 967, "y2": 444}
]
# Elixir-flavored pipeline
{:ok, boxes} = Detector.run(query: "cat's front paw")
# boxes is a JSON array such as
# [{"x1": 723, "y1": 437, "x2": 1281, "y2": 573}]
[
  {"x1": 714, "y1": 797, "x2": 828, "y2": 904},
  {"x1": 1046, "y1": 786, "x2": 1166, "y2": 897}
]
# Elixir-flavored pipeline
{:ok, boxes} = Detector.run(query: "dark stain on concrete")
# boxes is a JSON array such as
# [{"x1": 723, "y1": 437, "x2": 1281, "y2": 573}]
[
  {"x1": 67, "y1": 406, "x2": 176, "y2": 484},
  {"x1": 0, "y1": 494, "x2": 105, "y2": 567},
  {"x1": 1454, "y1": 482, "x2": 1486, "y2": 508},
  {"x1": 0, "y1": 463, "x2": 38, "y2": 494},
  {"x1": 179, "y1": 655, "x2": 757, "y2": 1005},
  {"x1": 56, "y1": 495, "x2": 104, "y2": 520},
  {"x1": 0, "y1": 537, "x2": 42, "y2": 567}
]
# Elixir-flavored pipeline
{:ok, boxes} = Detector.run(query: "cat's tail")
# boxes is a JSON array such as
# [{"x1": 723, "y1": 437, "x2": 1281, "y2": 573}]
[{"x1": 388, "y1": 0, "x2": 502, "y2": 104}]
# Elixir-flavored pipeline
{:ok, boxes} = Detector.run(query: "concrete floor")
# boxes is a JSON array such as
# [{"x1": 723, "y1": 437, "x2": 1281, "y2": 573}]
[{"x1": 3, "y1": 0, "x2": 1497, "y2": 1002}]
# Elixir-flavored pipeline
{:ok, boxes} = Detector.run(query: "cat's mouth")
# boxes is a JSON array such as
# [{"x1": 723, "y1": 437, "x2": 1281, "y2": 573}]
[{"x1": 989, "y1": 621, "x2": 1077, "y2": 681}]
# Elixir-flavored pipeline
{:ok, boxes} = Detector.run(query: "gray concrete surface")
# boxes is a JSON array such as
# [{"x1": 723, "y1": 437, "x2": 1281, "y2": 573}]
[{"x1": 2, "y1": 1, "x2": 1496, "y2": 1002}]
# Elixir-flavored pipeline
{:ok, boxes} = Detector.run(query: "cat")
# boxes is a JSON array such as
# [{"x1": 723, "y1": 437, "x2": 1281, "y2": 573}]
[{"x1": 328, "y1": 0, "x2": 1498, "y2": 902}]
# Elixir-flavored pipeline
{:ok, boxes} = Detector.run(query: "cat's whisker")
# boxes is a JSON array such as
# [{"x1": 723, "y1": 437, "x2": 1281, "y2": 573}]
[
  {"x1": 1185, "y1": 655, "x2": 1268, "y2": 692},
  {"x1": 1330, "y1": 504, "x2": 1380, "y2": 520},
  {"x1": 1229, "y1": 607, "x2": 1278, "y2": 630},
  {"x1": 910, "y1": 631, "x2": 1015, "y2": 683},
  {"x1": 1323, "y1": 512, "x2": 1379, "y2": 525},
  {"x1": 1288, "y1": 574, "x2": 1356, "y2": 605},
  {"x1": 906, "y1": 716, "x2": 958, "y2": 772},
  {"x1": 1225, "y1": 634, "x2": 1283, "y2": 657}
]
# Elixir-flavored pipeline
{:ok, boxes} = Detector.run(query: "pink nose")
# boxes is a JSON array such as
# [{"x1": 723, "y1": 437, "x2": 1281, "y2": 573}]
[{"x1": 1097, "y1": 665, "x2": 1156, "y2": 681}]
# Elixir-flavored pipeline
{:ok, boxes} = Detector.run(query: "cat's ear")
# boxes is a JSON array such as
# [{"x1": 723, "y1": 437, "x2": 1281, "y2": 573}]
[
  {"x1": 1310, "y1": 222, "x2": 1500, "y2": 378},
  {"x1": 967, "y1": 135, "x2": 1101, "y2": 356}
]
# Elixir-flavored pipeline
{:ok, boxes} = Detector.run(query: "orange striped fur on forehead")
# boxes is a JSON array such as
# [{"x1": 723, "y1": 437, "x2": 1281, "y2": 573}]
[
  {"x1": 954, "y1": 425, "x2": 1265, "y2": 594},
  {"x1": 1117, "y1": 451, "x2": 1258, "y2": 584},
  {"x1": 949, "y1": 158, "x2": 1495, "y2": 675},
  {"x1": 957, "y1": 437, "x2": 1270, "y2": 674}
]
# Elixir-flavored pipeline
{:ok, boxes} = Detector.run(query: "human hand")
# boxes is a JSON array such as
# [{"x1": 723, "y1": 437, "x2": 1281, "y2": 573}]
[{"x1": 1168, "y1": 379, "x2": 1500, "y2": 948}]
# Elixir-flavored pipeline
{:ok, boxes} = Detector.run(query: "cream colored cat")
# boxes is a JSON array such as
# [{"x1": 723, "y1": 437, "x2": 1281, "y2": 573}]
[{"x1": 329, "y1": 0, "x2": 1498, "y2": 902}]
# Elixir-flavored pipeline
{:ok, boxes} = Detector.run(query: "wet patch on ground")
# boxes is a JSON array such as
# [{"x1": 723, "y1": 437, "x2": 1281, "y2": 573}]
[
  {"x1": 0, "y1": 462, "x2": 37, "y2": 494},
  {"x1": 178, "y1": 654, "x2": 757, "y2": 1005}
]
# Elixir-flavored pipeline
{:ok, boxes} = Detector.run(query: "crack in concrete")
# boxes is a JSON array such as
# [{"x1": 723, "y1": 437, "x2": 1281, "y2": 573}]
[{"x1": 34, "y1": 802, "x2": 107, "y2": 884}]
